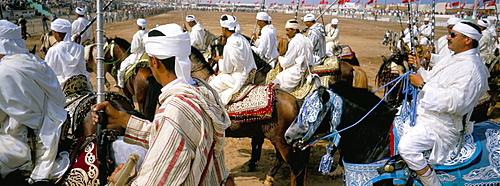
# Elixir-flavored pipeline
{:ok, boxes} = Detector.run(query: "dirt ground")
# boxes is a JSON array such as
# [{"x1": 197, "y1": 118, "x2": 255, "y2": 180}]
[{"x1": 22, "y1": 10, "x2": 500, "y2": 185}]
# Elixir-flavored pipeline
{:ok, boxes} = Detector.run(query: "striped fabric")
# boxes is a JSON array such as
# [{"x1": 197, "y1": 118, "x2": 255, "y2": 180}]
[{"x1": 124, "y1": 78, "x2": 230, "y2": 185}]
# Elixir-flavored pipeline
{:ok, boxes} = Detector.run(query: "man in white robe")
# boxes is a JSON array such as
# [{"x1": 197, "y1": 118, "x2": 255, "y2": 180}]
[
  {"x1": 325, "y1": 18, "x2": 339, "y2": 56},
  {"x1": 303, "y1": 13, "x2": 326, "y2": 65},
  {"x1": 209, "y1": 14, "x2": 256, "y2": 105},
  {"x1": 418, "y1": 18, "x2": 432, "y2": 46},
  {"x1": 425, "y1": 17, "x2": 461, "y2": 68},
  {"x1": 399, "y1": 21, "x2": 489, "y2": 186},
  {"x1": 478, "y1": 19, "x2": 494, "y2": 64},
  {"x1": 0, "y1": 20, "x2": 68, "y2": 184},
  {"x1": 251, "y1": 12, "x2": 279, "y2": 67},
  {"x1": 71, "y1": 7, "x2": 92, "y2": 45},
  {"x1": 401, "y1": 20, "x2": 419, "y2": 49},
  {"x1": 273, "y1": 19, "x2": 313, "y2": 92},
  {"x1": 185, "y1": 15, "x2": 206, "y2": 52},
  {"x1": 116, "y1": 18, "x2": 148, "y2": 88},
  {"x1": 45, "y1": 18, "x2": 90, "y2": 87}
]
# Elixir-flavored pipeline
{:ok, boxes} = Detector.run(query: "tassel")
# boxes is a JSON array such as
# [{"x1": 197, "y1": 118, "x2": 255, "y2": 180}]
[{"x1": 318, "y1": 142, "x2": 335, "y2": 175}]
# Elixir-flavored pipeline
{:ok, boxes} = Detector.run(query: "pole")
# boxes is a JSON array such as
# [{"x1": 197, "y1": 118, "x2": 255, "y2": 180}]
[
  {"x1": 397, "y1": 4, "x2": 403, "y2": 29},
  {"x1": 78, "y1": 1, "x2": 113, "y2": 37},
  {"x1": 430, "y1": 0, "x2": 436, "y2": 50},
  {"x1": 250, "y1": 0, "x2": 265, "y2": 43},
  {"x1": 96, "y1": 0, "x2": 108, "y2": 185},
  {"x1": 181, "y1": 3, "x2": 186, "y2": 28},
  {"x1": 294, "y1": 0, "x2": 300, "y2": 20},
  {"x1": 315, "y1": 0, "x2": 340, "y2": 22},
  {"x1": 473, "y1": 0, "x2": 478, "y2": 19}
]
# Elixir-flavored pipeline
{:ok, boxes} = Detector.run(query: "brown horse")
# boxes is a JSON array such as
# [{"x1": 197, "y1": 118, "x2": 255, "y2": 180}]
[{"x1": 86, "y1": 37, "x2": 130, "y2": 89}]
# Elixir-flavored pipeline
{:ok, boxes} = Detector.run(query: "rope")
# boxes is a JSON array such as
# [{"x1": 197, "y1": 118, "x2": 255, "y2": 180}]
[{"x1": 302, "y1": 71, "x2": 418, "y2": 150}]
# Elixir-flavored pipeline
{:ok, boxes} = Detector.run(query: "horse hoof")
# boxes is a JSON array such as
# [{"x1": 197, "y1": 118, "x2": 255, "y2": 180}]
[{"x1": 263, "y1": 175, "x2": 274, "y2": 186}]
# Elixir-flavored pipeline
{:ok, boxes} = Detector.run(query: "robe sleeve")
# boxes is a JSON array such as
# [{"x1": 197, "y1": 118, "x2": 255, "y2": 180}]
[
  {"x1": 130, "y1": 32, "x2": 143, "y2": 54},
  {"x1": 278, "y1": 39, "x2": 299, "y2": 68}
]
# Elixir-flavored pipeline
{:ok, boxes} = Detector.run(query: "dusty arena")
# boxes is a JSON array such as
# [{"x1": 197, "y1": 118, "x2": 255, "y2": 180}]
[{"x1": 22, "y1": 10, "x2": 500, "y2": 185}]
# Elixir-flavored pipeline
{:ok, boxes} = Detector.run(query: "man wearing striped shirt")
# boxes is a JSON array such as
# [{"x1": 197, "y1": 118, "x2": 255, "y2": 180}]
[{"x1": 92, "y1": 24, "x2": 232, "y2": 185}]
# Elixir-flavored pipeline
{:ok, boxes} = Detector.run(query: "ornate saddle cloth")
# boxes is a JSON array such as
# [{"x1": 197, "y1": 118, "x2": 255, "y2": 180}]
[
  {"x1": 311, "y1": 56, "x2": 340, "y2": 76},
  {"x1": 124, "y1": 59, "x2": 148, "y2": 83},
  {"x1": 226, "y1": 83, "x2": 277, "y2": 124},
  {"x1": 332, "y1": 45, "x2": 354, "y2": 60}
]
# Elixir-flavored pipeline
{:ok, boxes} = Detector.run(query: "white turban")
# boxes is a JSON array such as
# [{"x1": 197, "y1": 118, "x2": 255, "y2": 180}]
[
  {"x1": 478, "y1": 19, "x2": 490, "y2": 28},
  {"x1": 220, "y1": 14, "x2": 238, "y2": 31},
  {"x1": 303, "y1": 13, "x2": 315, "y2": 22},
  {"x1": 269, "y1": 16, "x2": 272, "y2": 22},
  {"x1": 453, "y1": 21, "x2": 482, "y2": 41},
  {"x1": 75, "y1": 7, "x2": 86, "y2": 15},
  {"x1": 186, "y1": 15, "x2": 197, "y2": 23},
  {"x1": 143, "y1": 23, "x2": 194, "y2": 85},
  {"x1": 285, "y1": 19, "x2": 300, "y2": 30},
  {"x1": 235, "y1": 24, "x2": 242, "y2": 34},
  {"x1": 256, "y1": 12, "x2": 269, "y2": 21},
  {"x1": 51, "y1": 18, "x2": 72, "y2": 41},
  {"x1": 136, "y1": 18, "x2": 147, "y2": 28},
  {"x1": 447, "y1": 17, "x2": 461, "y2": 25},
  {"x1": 423, "y1": 17, "x2": 430, "y2": 22},
  {"x1": 331, "y1": 18, "x2": 338, "y2": 25},
  {"x1": 0, "y1": 20, "x2": 29, "y2": 55}
]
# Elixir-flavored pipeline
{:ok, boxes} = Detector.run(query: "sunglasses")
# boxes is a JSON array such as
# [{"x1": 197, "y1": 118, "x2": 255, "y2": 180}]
[{"x1": 449, "y1": 32, "x2": 464, "y2": 38}]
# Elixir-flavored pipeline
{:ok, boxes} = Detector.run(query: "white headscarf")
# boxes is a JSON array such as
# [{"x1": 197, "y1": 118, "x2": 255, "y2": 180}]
[
  {"x1": 331, "y1": 18, "x2": 338, "y2": 25},
  {"x1": 447, "y1": 17, "x2": 461, "y2": 26},
  {"x1": 285, "y1": 19, "x2": 300, "y2": 30},
  {"x1": 220, "y1": 14, "x2": 238, "y2": 31},
  {"x1": 136, "y1": 18, "x2": 147, "y2": 29},
  {"x1": 50, "y1": 18, "x2": 72, "y2": 41},
  {"x1": 186, "y1": 15, "x2": 197, "y2": 23},
  {"x1": 143, "y1": 23, "x2": 194, "y2": 85},
  {"x1": 0, "y1": 20, "x2": 29, "y2": 55},
  {"x1": 453, "y1": 21, "x2": 482, "y2": 41},
  {"x1": 256, "y1": 12, "x2": 269, "y2": 21},
  {"x1": 75, "y1": 7, "x2": 86, "y2": 15},
  {"x1": 303, "y1": 13, "x2": 315, "y2": 22},
  {"x1": 477, "y1": 19, "x2": 490, "y2": 28}
]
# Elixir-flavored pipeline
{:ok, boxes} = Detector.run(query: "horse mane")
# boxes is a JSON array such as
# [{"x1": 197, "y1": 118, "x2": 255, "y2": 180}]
[
  {"x1": 190, "y1": 46, "x2": 215, "y2": 75},
  {"x1": 110, "y1": 37, "x2": 131, "y2": 51}
]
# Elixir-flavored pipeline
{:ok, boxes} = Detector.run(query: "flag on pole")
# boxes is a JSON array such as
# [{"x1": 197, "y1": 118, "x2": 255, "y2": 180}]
[
  {"x1": 367, "y1": 0, "x2": 374, "y2": 4},
  {"x1": 483, "y1": 0, "x2": 491, "y2": 3},
  {"x1": 339, "y1": 0, "x2": 345, "y2": 4},
  {"x1": 487, "y1": 0, "x2": 496, "y2": 6},
  {"x1": 451, "y1": 1, "x2": 460, "y2": 6},
  {"x1": 319, "y1": 0, "x2": 325, "y2": 4},
  {"x1": 356, "y1": 0, "x2": 360, "y2": 3},
  {"x1": 301, "y1": 0, "x2": 305, "y2": 4},
  {"x1": 460, "y1": 2, "x2": 466, "y2": 8}
]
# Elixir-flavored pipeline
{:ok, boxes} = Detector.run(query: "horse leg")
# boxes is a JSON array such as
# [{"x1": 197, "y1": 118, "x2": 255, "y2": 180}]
[
  {"x1": 263, "y1": 147, "x2": 285, "y2": 186},
  {"x1": 290, "y1": 147, "x2": 310, "y2": 186},
  {"x1": 244, "y1": 135, "x2": 264, "y2": 172}
]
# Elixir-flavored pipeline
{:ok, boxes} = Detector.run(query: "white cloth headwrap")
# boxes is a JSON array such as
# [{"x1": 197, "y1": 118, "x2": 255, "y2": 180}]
[
  {"x1": 303, "y1": 13, "x2": 315, "y2": 22},
  {"x1": 331, "y1": 18, "x2": 338, "y2": 25},
  {"x1": 256, "y1": 12, "x2": 269, "y2": 21},
  {"x1": 453, "y1": 21, "x2": 482, "y2": 41},
  {"x1": 136, "y1": 18, "x2": 147, "y2": 28},
  {"x1": 477, "y1": 19, "x2": 490, "y2": 28},
  {"x1": 220, "y1": 14, "x2": 238, "y2": 31},
  {"x1": 50, "y1": 18, "x2": 72, "y2": 41},
  {"x1": 423, "y1": 17, "x2": 430, "y2": 21},
  {"x1": 75, "y1": 7, "x2": 85, "y2": 15},
  {"x1": 269, "y1": 16, "x2": 272, "y2": 22},
  {"x1": 143, "y1": 23, "x2": 194, "y2": 85},
  {"x1": 235, "y1": 24, "x2": 242, "y2": 34},
  {"x1": 285, "y1": 19, "x2": 300, "y2": 30},
  {"x1": 447, "y1": 17, "x2": 461, "y2": 25},
  {"x1": 0, "y1": 20, "x2": 29, "y2": 55},
  {"x1": 186, "y1": 15, "x2": 197, "y2": 23}
]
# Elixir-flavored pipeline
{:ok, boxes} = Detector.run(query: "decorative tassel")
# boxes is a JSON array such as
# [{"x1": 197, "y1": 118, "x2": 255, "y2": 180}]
[{"x1": 318, "y1": 142, "x2": 335, "y2": 175}]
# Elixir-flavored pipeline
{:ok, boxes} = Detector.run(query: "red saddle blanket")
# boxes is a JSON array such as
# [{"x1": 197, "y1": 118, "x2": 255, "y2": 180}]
[{"x1": 226, "y1": 83, "x2": 277, "y2": 124}]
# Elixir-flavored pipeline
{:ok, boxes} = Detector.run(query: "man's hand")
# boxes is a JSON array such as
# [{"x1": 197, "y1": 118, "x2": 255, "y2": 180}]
[
  {"x1": 409, "y1": 73, "x2": 425, "y2": 87},
  {"x1": 214, "y1": 56, "x2": 222, "y2": 62},
  {"x1": 108, "y1": 163, "x2": 124, "y2": 183},
  {"x1": 91, "y1": 101, "x2": 131, "y2": 129},
  {"x1": 408, "y1": 53, "x2": 421, "y2": 70}
]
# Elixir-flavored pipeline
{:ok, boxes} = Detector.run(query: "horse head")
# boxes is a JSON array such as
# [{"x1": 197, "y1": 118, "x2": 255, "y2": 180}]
[{"x1": 285, "y1": 81, "x2": 397, "y2": 163}]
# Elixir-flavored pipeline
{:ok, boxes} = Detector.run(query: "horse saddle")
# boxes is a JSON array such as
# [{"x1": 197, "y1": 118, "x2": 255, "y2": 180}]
[
  {"x1": 124, "y1": 60, "x2": 149, "y2": 83},
  {"x1": 332, "y1": 45, "x2": 354, "y2": 60},
  {"x1": 311, "y1": 56, "x2": 340, "y2": 76},
  {"x1": 226, "y1": 83, "x2": 277, "y2": 125}
]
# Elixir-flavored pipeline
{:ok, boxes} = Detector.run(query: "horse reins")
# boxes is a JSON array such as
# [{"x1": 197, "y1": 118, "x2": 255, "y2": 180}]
[{"x1": 103, "y1": 40, "x2": 131, "y2": 65}]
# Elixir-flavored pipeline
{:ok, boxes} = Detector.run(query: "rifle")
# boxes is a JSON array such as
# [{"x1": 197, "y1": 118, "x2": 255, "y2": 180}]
[
  {"x1": 181, "y1": 3, "x2": 186, "y2": 29},
  {"x1": 78, "y1": 1, "x2": 113, "y2": 39},
  {"x1": 430, "y1": 0, "x2": 436, "y2": 52}
]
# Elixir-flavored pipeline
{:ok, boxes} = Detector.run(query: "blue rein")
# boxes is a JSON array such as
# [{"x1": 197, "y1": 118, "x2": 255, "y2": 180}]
[{"x1": 302, "y1": 71, "x2": 418, "y2": 150}]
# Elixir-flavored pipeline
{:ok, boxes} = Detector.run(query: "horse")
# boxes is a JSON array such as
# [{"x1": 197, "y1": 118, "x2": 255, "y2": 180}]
[
  {"x1": 85, "y1": 37, "x2": 130, "y2": 89},
  {"x1": 376, "y1": 51, "x2": 409, "y2": 107},
  {"x1": 40, "y1": 32, "x2": 58, "y2": 54},
  {"x1": 285, "y1": 81, "x2": 500, "y2": 185}
]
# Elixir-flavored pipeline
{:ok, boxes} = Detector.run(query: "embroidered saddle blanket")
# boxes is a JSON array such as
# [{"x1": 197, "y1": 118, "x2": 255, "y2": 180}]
[
  {"x1": 333, "y1": 45, "x2": 355, "y2": 60},
  {"x1": 226, "y1": 83, "x2": 277, "y2": 124}
]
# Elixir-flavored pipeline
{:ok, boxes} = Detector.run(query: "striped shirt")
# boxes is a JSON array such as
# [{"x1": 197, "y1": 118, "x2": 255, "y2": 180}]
[{"x1": 124, "y1": 78, "x2": 230, "y2": 185}]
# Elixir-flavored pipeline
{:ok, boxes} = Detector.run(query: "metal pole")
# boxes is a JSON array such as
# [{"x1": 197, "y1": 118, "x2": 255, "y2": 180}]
[
  {"x1": 315, "y1": 0, "x2": 340, "y2": 22},
  {"x1": 431, "y1": 0, "x2": 436, "y2": 49},
  {"x1": 295, "y1": 0, "x2": 300, "y2": 20},
  {"x1": 96, "y1": 0, "x2": 108, "y2": 185}
]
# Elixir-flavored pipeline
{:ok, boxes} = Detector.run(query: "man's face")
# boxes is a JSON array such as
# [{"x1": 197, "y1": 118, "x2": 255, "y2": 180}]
[
  {"x1": 447, "y1": 25, "x2": 454, "y2": 34},
  {"x1": 188, "y1": 21, "x2": 196, "y2": 27},
  {"x1": 305, "y1": 21, "x2": 313, "y2": 27},
  {"x1": 424, "y1": 21, "x2": 429, "y2": 25},
  {"x1": 52, "y1": 30, "x2": 64, "y2": 41},
  {"x1": 447, "y1": 30, "x2": 468, "y2": 53},
  {"x1": 286, "y1": 28, "x2": 296, "y2": 38}
]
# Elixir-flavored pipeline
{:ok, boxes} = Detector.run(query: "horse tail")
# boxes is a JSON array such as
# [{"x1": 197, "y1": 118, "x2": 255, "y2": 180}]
[
  {"x1": 143, "y1": 75, "x2": 162, "y2": 121},
  {"x1": 352, "y1": 66, "x2": 368, "y2": 89}
]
